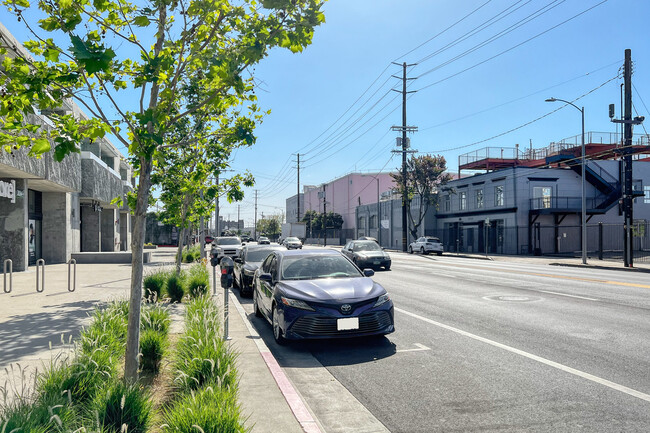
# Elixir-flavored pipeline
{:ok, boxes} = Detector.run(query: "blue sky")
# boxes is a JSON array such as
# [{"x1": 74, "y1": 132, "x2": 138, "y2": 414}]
[
  {"x1": 223, "y1": 0, "x2": 650, "y2": 226},
  {"x1": 3, "y1": 0, "x2": 649, "y2": 228}
]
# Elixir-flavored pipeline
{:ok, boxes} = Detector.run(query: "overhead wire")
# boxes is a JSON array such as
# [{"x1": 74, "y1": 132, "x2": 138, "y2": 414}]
[{"x1": 415, "y1": 0, "x2": 610, "y2": 93}]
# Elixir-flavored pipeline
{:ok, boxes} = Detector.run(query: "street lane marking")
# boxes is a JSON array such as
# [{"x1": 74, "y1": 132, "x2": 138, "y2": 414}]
[
  {"x1": 396, "y1": 343, "x2": 431, "y2": 353},
  {"x1": 395, "y1": 307, "x2": 650, "y2": 403},
  {"x1": 418, "y1": 261, "x2": 650, "y2": 290},
  {"x1": 537, "y1": 290, "x2": 599, "y2": 301}
]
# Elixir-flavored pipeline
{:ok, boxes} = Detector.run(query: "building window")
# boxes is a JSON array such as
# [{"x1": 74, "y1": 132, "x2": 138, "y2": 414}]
[
  {"x1": 444, "y1": 194, "x2": 450, "y2": 212},
  {"x1": 533, "y1": 186, "x2": 552, "y2": 209},
  {"x1": 460, "y1": 191, "x2": 467, "y2": 210},
  {"x1": 369, "y1": 215, "x2": 377, "y2": 229},
  {"x1": 644, "y1": 185, "x2": 650, "y2": 204},
  {"x1": 475, "y1": 189, "x2": 483, "y2": 209},
  {"x1": 495, "y1": 186, "x2": 504, "y2": 207},
  {"x1": 358, "y1": 216, "x2": 366, "y2": 229}
]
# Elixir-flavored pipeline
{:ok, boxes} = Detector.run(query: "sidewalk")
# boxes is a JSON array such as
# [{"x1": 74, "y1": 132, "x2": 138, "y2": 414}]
[{"x1": 0, "y1": 248, "x2": 310, "y2": 432}]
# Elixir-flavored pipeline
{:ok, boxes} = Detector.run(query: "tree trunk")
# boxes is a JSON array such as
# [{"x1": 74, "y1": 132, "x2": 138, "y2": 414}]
[
  {"x1": 124, "y1": 157, "x2": 153, "y2": 383},
  {"x1": 175, "y1": 226, "x2": 187, "y2": 276}
]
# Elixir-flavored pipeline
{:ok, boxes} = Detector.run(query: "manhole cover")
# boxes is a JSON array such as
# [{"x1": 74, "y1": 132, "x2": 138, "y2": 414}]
[{"x1": 484, "y1": 295, "x2": 540, "y2": 302}]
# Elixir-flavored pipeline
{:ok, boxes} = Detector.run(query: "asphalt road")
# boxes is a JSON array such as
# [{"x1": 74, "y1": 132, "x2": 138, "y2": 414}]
[{"x1": 236, "y1": 247, "x2": 650, "y2": 432}]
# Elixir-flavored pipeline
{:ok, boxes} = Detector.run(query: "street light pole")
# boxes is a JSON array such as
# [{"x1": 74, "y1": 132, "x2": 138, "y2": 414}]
[{"x1": 546, "y1": 97, "x2": 587, "y2": 265}]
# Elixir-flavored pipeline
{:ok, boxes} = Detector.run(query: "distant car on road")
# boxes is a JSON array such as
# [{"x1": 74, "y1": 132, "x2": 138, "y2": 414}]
[
  {"x1": 258, "y1": 236, "x2": 270, "y2": 245},
  {"x1": 234, "y1": 245, "x2": 284, "y2": 296},
  {"x1": 252, "y1": 249, "x2": 394, "y2": 344},
  {"x1": 408, "y1": 237, "x2": 443, "y2": 255},
  {"x1": 282, "y1": 237, "x2": 303, "y2": 249},
  {"x1": 211, "y1": 236, "x2": 243, "y2": 261},
  {"x1": 341, "y1": 240, "x2": 391, "y2": 271}
]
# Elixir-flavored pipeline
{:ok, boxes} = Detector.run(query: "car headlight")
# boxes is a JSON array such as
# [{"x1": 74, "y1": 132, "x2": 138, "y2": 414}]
[
  {"x1": 243, "y1": 269, "x2": 255, "y2": 276},
  {"x1": 373, "y1": 293, "x2": 390, "y2": 307},
  {"x1": 281, "y1": 296, "x2": 315, "y2": 311}
]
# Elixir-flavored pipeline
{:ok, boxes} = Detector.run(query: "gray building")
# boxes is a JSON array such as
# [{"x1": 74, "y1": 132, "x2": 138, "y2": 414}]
[
  {"x1": 0, "y1": 23, "x2": 133, "y2": 271},
  {"x1": 285, "y1": 193, "x2": 304, "y2": 224}
]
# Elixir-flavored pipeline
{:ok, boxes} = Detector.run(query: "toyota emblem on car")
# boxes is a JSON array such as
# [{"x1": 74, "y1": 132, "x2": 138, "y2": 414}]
[{"x1": 340, "y1": 304, "x2": 352, "y2": 314}]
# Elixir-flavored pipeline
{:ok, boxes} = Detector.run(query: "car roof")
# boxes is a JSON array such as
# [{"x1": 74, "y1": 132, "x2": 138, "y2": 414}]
[
  {"x1": 273, "y1": 248, "x2": 340, "y2": 258},
  {"x1": 244, "y1": 245, "x2": 283, "y2": 251}
]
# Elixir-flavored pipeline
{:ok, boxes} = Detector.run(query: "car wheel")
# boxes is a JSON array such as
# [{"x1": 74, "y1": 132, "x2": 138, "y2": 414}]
[
  {"x1": 272, "y1": 305, "x2": 286, "y2": 345},
  {"x1": 253, "y1": 290, "x2": 262, "y2": 318},
  {"x1": 384, "y1": 265, "x2": 391, "y2": 271},
  {"x1": 437, "y1": 252, "x2": 443, "y2": 256},
  {"x1": 408, "y1": 246, "x2": 413, "y2": 254},
  {"x1": 420, "y1": 246, "x2": 426, "y2": 255}
]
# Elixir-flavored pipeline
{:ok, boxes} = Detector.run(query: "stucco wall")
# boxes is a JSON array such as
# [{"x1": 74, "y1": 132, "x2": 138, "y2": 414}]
[
  {"x1": 80, "y1": 157, "x2": 124, "y2": 203},
  {"x1": 0, "y1": 178, "x2": 27, "y2": 271}
]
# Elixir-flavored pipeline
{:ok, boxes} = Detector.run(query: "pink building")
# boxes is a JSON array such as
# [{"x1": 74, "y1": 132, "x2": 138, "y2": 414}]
[{"x1": 301, "y1": 172, "x2": 396, "y2": 233}]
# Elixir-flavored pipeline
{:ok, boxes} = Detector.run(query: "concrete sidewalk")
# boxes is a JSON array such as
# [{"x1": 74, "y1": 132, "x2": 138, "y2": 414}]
[{"x1": 0, "y1": 248, "x2": 310, "y2": 432}]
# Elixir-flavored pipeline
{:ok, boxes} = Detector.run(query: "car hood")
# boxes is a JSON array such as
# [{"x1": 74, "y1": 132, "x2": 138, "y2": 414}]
[
  {"x1": 278, "y1": 277, "x2": 385, "y2": 302},
  {"x1": 243, "y1": 262, "x2": 261, "y2": 272}
]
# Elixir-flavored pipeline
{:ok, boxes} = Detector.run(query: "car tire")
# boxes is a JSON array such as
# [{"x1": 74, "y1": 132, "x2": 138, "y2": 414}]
[
  {"x1": 272, "y1": 305, "x2": 286, "y2": 345},
  {"x1": 384, "y1": 265, "x2": 391, "y2": 271},
  {"x1": 437, "y1": 252, "x2": 443, "y2": 256},
  {"x1": 420, "y1": 246, "x2": 426, "y2": 255},
  {"x1": 253, "y1": 290, "x2": 262, "y2": 318},
  {"x1": 408, "y1": 246, "x2": 413, "y2": 254}
]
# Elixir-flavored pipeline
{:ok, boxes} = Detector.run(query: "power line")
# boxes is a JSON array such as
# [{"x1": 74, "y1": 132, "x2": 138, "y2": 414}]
[{"x1": 415, "y1": 0, "x2": 609, "y2": 93}]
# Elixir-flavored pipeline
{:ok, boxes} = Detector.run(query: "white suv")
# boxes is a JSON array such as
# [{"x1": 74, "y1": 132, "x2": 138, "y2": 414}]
[
  {"x1": 409, "y1": 237, "x2": 443, "y2": 255},
  {"x1": 212, "y1": 236, "x2": 243, "y2": 261}
]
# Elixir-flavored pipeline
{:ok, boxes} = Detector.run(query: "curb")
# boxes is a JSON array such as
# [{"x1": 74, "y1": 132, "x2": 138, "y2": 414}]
[
  {"x1": 229, "y1": 291, "x2": 323, "y2": 433},
  {"x1": 549, "y1": 262, "x2": 650, "y2": 273}
]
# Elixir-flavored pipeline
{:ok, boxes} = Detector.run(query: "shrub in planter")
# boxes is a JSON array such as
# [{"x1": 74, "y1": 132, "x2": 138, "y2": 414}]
[
  {"x1": 90, "y1": 381, "x2": 152, "y2": 433},
  {"x1": 141, "y1": 304, "x2": 171, "y2": 335},
  {"x1": 140, "y1": 329, "x2": 166, "y2": 373},
  {"x1": 161, "y1": 386, "x2": 246, "y2": 433},
  {"x1": 187, "y1": 264, "x2": 210, "y2": 298},
  {"x1": 166, "y1": 274, "x2": 185, "y2": 303},
  {"x1": 143, "y1": 271, "x2": 167, "y2": 301}
]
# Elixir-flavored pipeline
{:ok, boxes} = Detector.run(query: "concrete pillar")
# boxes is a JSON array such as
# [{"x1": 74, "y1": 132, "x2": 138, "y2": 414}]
[
  {"x1": 42, "y1": 192, "x2": 71, "y2": 264},
  {"x1": 0, "y1": 178, "x2": 27, "y2": 271},
  {"x1": 101, "y1": 208, "x2": 117, "y2": 252},
  {"x1": 120, "y1": 211, "x2": 131, "y2": 251},
  {"x1": 81, "y1": 204, "x2": 101, "y2": 252}
]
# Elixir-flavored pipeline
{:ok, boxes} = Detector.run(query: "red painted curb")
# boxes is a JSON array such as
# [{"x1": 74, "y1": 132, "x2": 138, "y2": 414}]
[{"x1": 260, "y1": 351, "x2": 322, "y2": 433}]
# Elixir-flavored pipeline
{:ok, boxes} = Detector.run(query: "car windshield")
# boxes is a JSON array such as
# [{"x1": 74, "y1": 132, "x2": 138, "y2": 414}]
[
  {"x1": 353, "y1": 242, "x2": 381, "y2": 252},
  {"x1": 216, "y1": 238, "x2": 241, "y2": 245},
  {"x1": 281, "y1": 255, "x2": 361, "y2": 280},
  {"x1": 426, "y1": 238, "x2": 440, "y2": 243},
  {"x1": 246, "y1": 249, "x2": 276, "y2": 262},
  {"x1": 286, "y1": 237, "x2": 299, "y2": 242}
]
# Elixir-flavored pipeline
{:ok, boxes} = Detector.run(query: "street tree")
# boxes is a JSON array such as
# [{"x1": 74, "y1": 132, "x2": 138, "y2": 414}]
[
  {"x1": 302, "y1": 209, "x2": 319, "y2": 236},
  {"x1": 391, "y1": 155, "x2": 452, "y2": 240},
  {"x1": 0, "y1": 0, "x2": 324, "y2": 381},
  {"x1": 257, "y1": 214, "x2": 281, "y2": 238}
]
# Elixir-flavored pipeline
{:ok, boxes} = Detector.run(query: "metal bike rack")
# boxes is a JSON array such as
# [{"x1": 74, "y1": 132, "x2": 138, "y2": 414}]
[
  {"x1": 68, "y1": 258, "x2": 77, "y2": 292},
  {"x1": 36, "y1": 258, "x2": 45, "y2": 293},
  {"x1": 3, "y1": 259, "x2": 12, "y2": 294}
]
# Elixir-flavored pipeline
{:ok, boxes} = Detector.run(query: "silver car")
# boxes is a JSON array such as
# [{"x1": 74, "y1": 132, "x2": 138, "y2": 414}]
[
  {"x1": 282, "y1": 236, "x2": 303, "y2": 249},
  {"x1": 408, "y1": 237, "x2": 443, "y2": 255}
]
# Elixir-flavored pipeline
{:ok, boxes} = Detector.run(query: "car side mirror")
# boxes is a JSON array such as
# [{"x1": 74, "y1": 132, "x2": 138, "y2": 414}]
[
  {"x1": 259, "y1": 273, "x2": 273, "y2": 283},
  {"x1": 234, "y1": 257, "x2": 243, "y2": 264},
  {"x1": 363, "y1": 268, "x2": 375, "y2": 277}
]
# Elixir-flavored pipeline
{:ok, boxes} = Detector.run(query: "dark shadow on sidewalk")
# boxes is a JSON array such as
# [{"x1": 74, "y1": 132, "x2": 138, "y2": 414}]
[{"x1": 0, "y1": 299, "x2": 102, "y2": 366}]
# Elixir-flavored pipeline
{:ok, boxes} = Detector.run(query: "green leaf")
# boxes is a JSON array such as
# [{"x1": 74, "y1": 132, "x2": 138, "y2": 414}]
[
  {"x1": 133, "y1": 16, "x2": 150, "y2": 27},
  {"x1": 31, "y1": 138, "x2": 51, "y2": 155},
  {"x1": 44, "y1": 48, "x2": 60, "y2": 62}
]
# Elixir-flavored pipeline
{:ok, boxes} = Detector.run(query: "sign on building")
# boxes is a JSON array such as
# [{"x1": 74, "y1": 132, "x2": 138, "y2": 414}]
[{"x1": 0, "y1": 179, "x2": 16, "y2": 204}]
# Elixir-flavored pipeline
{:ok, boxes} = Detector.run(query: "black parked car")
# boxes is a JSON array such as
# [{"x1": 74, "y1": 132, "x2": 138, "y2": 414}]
[
  {"x1": 234, "y1": 245, "x2": 284, "y2": 296},
  {"x1": 341, "y1": 240, "x2": 391, "y2": 271},
  {"x1": 252, "y1": 249, "x2": 394, "y2": 344}
]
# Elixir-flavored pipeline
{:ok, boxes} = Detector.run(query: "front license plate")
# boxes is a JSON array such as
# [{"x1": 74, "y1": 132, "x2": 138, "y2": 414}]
[
  {"x1": 337, "y1": 317, "x2": 359, "y2": 331},
  {"x1": 373, "y1": 261, "x2": 380, "y2": 265}
]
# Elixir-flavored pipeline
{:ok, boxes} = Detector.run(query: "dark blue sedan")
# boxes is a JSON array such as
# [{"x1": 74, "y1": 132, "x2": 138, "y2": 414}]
[{"x1": 252, "y1": 249, "x2": 394, "y2": 344}]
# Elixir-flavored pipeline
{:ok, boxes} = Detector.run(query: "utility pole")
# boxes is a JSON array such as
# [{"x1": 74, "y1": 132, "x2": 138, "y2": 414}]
[
  {"x1": 391, "y1": 62, "x2": 418, "y2": 252},
  {"x1": 254, "y1": 189, "x2": 258, "y2": 240},
  {"x1": 296, "y1": 153, "x2": 301, "y2": 223},
  {"x1": 214, "y1": 173, "x2": 220, "y2": 236},
  {"x1": 237, "y1": 205, "x2": 240, "y2": 234},
  {"x1": 611, "y1": 49, "x2": 644, "y2": 267},
  {"x1": 322, "y1": 184, "x2": 327, "y2": 247}
]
